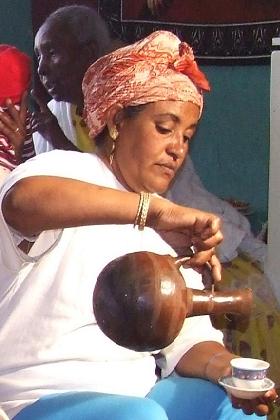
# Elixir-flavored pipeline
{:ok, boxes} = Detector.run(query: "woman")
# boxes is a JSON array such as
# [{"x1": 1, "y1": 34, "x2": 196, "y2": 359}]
[{"x1": 0, "y1": 31, "x2": 277, "y2": 419}]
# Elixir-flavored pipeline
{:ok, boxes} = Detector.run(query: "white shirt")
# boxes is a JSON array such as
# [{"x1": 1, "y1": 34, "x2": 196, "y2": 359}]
[
  {"x1": 0, "y1": 151, "x2": 223, "y2": 418},
  {"x1": 33, "y1": 100, "x2": 76, "y2": 155}
]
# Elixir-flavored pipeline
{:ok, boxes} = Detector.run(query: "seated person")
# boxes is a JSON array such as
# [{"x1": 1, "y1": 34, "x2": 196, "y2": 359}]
[
  {"x1": 0, "y1": 44, "x2": 35, "y2": 183},
  {"x1": 0, "y1": 31, "x2": 276, "y2": 419},
  {"x1": 31, "y1": 5, "x2": 111, "y2": 154}
]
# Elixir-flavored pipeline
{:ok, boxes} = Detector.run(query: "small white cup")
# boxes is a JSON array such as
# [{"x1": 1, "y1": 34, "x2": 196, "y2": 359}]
[{"x1": 230, "y1": 357, "x2": 270, "y2": 389}]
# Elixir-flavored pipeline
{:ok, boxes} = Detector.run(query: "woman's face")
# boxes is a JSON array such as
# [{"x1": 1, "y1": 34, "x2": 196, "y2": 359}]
[
  {"x1": 34, "y1": 22, "x2": 91, "y2": 105},
  {"x1": 113, "y1": 100, "x2": 200, "y2": 194}
]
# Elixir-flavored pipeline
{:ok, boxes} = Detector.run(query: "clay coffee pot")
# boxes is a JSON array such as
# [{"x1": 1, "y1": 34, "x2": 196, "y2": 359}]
[{"x1": 93, "y1": 251, "x2": 252, "y2": 352}]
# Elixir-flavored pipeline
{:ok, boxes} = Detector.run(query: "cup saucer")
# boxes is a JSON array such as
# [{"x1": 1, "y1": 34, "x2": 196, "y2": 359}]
[{"x1": 218, "y1": 376, "x2": 275, "y2": 400}]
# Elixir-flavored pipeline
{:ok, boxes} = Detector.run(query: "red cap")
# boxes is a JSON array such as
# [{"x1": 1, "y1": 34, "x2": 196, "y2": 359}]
[{"x1": 0, "y1": 44, "x2": 31, "y2": 106}]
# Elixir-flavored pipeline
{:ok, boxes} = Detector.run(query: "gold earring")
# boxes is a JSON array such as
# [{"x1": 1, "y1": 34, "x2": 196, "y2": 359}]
[
  {"x1": 109, "y1": 126, "x2": 118, "y2": 141},
  {"x1": 108, "y1": 126, "x2": 118, "y2": 166},
  {"x1": 109, "y1": 140, "x2": 116, "y2": 166}
]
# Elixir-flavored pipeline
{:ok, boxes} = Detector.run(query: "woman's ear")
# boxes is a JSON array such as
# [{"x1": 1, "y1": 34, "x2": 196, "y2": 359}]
[{"x1": 106, "y1": 103, "x2": 124, "y2": 133}]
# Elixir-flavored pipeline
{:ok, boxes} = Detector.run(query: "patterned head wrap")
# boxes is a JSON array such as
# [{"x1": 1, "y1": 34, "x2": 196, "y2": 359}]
[
  {"x1": 0, "y1": 44, "x2": 31, "y2": 107},
  {"x1": 82, "y1": 30, "x2": 210, "y2": 138}
]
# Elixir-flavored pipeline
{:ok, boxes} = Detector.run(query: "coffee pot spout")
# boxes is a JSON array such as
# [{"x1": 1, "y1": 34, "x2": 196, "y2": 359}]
[{"x1": 184, "y1": 287, "x2": 253, "y2": 318}]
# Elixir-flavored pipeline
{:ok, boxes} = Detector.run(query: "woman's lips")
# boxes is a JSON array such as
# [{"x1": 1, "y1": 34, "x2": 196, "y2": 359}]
[{"x1": 157, "y1": 163, "x2": 177, "y2": 177}]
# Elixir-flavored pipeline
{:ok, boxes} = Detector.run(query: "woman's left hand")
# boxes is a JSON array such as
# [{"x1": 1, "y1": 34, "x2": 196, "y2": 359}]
[
  {"x1": 231, "y1": 389, "x2": 279, "y2": 417},
  {"x1": 220, "y1": 360, "x2": 279, "y2": 417},
  {"x1": 177, "y1": 342, "x2": 278, "y2": 418}
]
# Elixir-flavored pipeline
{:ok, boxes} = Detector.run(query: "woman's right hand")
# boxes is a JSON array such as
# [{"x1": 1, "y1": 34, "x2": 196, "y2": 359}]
[
  {"x1": 148, "y1": 196, "x2": 223, "y2": 282},
  {"x1": 0, "y1": 92, "x2": 28, "y2": 163}
]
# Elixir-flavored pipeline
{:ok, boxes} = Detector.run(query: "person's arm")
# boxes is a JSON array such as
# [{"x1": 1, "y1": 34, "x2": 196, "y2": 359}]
[
  {"x1": 2, "y1": 175, "x2": 222, "y2": 279},
  {"x1": 30, "y1": 91, "x2": 79, "y2": 151},
  {"x1": 175, "y1": 341, "x2": 234, "y2": 381},
  {"x1": 176, "y1": 341, "x2": 277, "y2": 417}
]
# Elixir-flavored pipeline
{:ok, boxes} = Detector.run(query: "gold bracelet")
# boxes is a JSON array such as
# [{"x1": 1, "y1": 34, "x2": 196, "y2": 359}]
[
  {"x1": 138, "y1": 192, "x2": 151, "y2": 230},
  {"x1": 134, "y1": 192, "x2": 151, "y2": 231},
  {"x1": 134, "y1": 192, "x2": 144, "y2": 228},
  {"x1": 204, "y1": 351, "x2": 230, "y2": 381}
]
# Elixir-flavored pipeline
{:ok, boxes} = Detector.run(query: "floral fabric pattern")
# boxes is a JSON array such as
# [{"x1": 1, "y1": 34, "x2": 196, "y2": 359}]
[{"x1": 82, "y1": 30, "x2": 210, "y2": 139}]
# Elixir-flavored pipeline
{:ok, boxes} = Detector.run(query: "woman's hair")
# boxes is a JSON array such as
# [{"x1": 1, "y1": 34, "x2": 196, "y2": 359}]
[
  {"x1": 43, "y1": 5, "x2": 111, "y2": 58},
  {"x1": 95, "y1": 104, "x2": 147, "y2": 146},
  {"x1": 122, "y1": 104, "x2": 147, "y2": 119}
]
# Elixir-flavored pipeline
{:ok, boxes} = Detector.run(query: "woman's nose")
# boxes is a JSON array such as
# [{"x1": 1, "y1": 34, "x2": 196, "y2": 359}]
[{"x1": 167, "y1": 136, "x2": 187, "y2": 160}]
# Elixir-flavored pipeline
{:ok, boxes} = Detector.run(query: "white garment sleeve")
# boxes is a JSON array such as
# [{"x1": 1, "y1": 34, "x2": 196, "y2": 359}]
[
  {"x1": 0, "y1": 150, "x2": 105, "y2": 272},
  {"x1": 0, "y1": 151, "x2": 77, "y2": 270}
]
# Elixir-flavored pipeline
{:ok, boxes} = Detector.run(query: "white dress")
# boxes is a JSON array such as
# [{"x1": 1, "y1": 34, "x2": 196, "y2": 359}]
[{"x1": 0, "y1": 150, "x2": 223, "y2": 419}]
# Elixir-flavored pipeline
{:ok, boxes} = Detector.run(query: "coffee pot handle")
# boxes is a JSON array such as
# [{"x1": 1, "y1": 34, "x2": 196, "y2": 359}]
[{"x1": 174, "y1": 249, "x2": 215, "y2": 292}]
